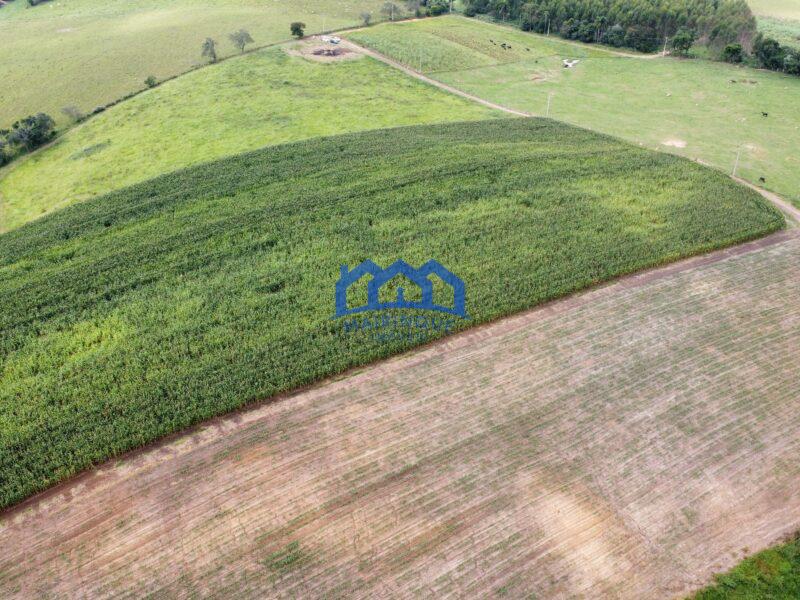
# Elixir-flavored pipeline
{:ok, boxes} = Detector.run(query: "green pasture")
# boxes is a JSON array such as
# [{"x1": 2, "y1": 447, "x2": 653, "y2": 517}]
[
  {"x1": 0, "y1": 118, "x2": 781, "y2": 508},
  {"x1": 0, "y1": 46, "x2": 497, "y2": 232},
  {"x1": 0, "y1": 0, "x2": 404, "y2": 127},
  {"x1": 348, "y1": 15, "x2": 800, "y2": 207},
  {"x1": 748, "y1": 0, "x2": 800, "y2": 21},
  {"x1": 757, "y1": 16, "x2": 800, "y2": 49}
]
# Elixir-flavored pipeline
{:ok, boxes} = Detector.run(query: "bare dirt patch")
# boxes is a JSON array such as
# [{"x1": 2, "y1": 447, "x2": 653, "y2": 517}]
[
  {"x1": 1, "y1": 233, "x2": 800, "y2": 598},
  {"x1": 662, "y1": 138, "x2": 687, "y2": 148},
  {"x1": 529, "y1": 73, "x2": 552, "y2": 83},
  {"x1": 284, "y1": 39, "x2": 364, "y2": 63}
]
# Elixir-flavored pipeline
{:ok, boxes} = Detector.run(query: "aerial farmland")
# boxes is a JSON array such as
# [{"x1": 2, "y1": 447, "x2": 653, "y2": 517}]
[{"x1": 0, "y1": 0, "x2": 798, "y2": 598}]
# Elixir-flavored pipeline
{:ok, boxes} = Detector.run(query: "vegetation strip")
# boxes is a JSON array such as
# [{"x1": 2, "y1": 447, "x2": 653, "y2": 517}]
[
  {"x1": 0, "y1": 118, "x2": 782, "y2": 510},
  {"x1": 691, "y1": 533, "x2": 800, "y2": 599}
]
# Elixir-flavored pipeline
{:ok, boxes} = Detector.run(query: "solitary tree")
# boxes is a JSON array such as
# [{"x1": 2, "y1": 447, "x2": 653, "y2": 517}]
[
  {"x1": 360, "y1": 12, "x2": 372, "y2": 26},
  {"x1": 144, "y1": 75, "x2": 158, "y2": 88},
  {"x1": 290, "y1": 22, "x2": 306, "y2": 38},
  {"x1": 229, "y1": 29, "x2": 254, "y2": 53},
  {"x1": 201, "y1": 37, "x2": 218, "y2": 63}
]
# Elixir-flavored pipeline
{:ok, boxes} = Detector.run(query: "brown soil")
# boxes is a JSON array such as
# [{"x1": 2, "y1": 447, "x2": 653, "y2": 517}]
[
  {"x1": 2, "y1": 231, "x2": 800, "y2": 599},
  {"x1": 285, "y1": 40, "x2": 363, "y2": 63}
]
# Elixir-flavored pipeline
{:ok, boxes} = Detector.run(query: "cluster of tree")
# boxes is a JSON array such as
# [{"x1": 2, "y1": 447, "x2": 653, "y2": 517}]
[
  {"x1": 749, "y1": 34, "x2": 800, "y2": 75},
  {"x1": 27, "y1": 0, "x2": 52, "y2": 6},
  {"x1": 0, "y1": 113, "x2": 55, "y2": 166},
  {"x1": 380, "y1": 0, "x2": 450, "y2": 18},
  {"x1": 464, "y1": 0, "x2": 756, "y2": 54},
  {"x1": 200, "y1": 29, "x2": 255, "y2": 63}
]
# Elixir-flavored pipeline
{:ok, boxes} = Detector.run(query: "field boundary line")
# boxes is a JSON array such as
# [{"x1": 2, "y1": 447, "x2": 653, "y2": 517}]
[
  {"x1": 340, "y1": 38, "x2": 532, "y2": 117},
  {"x1": 734, "y1": 176, "x2": 800, "y2": 225},
  {"x1": 2, "y1": 227, "x2": 796, "y2": 520}
]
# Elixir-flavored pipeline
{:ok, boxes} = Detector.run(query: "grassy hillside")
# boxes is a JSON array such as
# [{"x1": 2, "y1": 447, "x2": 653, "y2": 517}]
[
  {"x1": 750, "y1": 0, "x2": 800, "y2": 49},
  {"x1": 692, "y1": 534, "x2": 800, "y2": 599},
  {"x1": 748, "y1": 0, "x2": 800, "y2": 20},
  {"x1": 0, "y1": 45, "x2": 497, "y2": 232},
  {"x1": 0, "y1": 0, "x2": 404, "y2": 127},
  {"x1": 347, "y1": 16, "x2": 800, "y2": 207},
  {"x1": 756, "y1": 16, "x2": 800, "y2": 50},
  {"x1": 0, "y1": 118, "x2": 783, "y2": 509}
]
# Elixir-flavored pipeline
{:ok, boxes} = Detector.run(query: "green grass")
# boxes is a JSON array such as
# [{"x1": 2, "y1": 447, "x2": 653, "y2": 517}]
[
  {"x1": 347, "y1": 15, "x2": 800, "y2": 207},
  {"x1": 748, "y1": 0, "x2": 800, "y2": 21},
  {"x1": 0, "y1": 0, "x2": 406, "y2": 128},
  {"x1": 0, "y1": 45, "x2": 497, "y2": 232},
  {"x1": 749, "y1": 0, "x2": 800, "y2": 50},
  {"x1": 691, "y1": 534, "x2": 800, "y2": 599},
  {"x1": 0, "y1": 118, "x2": 783, "y2": 509},
  {"x1": 757, "y1": 16, "x2": 800, "y2": 49}
]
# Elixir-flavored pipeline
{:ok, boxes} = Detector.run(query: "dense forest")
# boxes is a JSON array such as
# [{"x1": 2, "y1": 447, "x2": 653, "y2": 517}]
[{"x1": 463, "y1": 0, "x2": 756, "y2": 53}]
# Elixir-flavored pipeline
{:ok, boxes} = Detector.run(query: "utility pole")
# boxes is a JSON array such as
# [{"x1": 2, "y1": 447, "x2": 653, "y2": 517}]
[
  {"x1": 732, "y1": 146, "x2": 742, "y2": 177},
  {"x1": 662, "y1": 36, "x2": 668, "y2": 56},
  {"x1": 546, "y1": 15, "x2": 550, "y2": 36}
]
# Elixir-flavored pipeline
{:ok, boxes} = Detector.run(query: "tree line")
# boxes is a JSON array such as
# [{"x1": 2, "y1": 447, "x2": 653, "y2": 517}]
[
  {"x1": 464, "y1": 0, "x2": 756, "y2": 53},
  {"x1": 463, "y1": 0, "x2": 800, "y2": 77}
]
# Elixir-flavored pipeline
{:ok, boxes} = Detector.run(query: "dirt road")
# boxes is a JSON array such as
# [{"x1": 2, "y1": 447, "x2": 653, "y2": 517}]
[
  {"x1": 340, "y1": 38, "x2": 532, "y2": 117},
  {"x1": 2, "y1": 231, "x2": 799, "y2": 599}
]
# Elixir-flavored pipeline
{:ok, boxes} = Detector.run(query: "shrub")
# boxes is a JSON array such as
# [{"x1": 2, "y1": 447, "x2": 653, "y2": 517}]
[
  {"x1": 290, "y1": 22, "x2": 306, "y2": 38},
  {"x1": 144, "y1": 75, "x2": 158, "y2": 88},
  {"x1": 671, "y1": 27, "x2": 696, "y2": 56},
  {"x1": 426, "y1": 0, "x2": 448, "y2": 16},
  {"x1": 753, "y1": 35, "x2": 785, "y2": 70},
  {"x1": 722, "y1": 43, "x2": 743, "y2": 63},
  {"x1": 7, "y1": 113, "x2": 55, "y2": 151},
  {"x1": 785, "y1": 52, "x2": 800, "y2": 75}
]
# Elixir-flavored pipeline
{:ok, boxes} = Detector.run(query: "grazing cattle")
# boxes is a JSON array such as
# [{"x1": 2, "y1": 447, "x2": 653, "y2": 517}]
[
  {"x1": 762, "y1": 112, "x2": 768, "y2": 117},
  {"x1": 759, "y1": 176, "x2": 766, "y2": 183}
]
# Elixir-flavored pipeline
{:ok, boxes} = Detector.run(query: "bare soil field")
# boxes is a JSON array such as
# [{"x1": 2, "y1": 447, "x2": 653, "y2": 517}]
[{"x1": 2, "y1": 232, "x2": 800, "y2": 599}]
